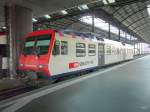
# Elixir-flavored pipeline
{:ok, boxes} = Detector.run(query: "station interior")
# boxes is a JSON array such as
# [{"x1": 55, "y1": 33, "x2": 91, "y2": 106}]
[{"x1": 0, "y1": 0, "x2": 150, "y2": 112}]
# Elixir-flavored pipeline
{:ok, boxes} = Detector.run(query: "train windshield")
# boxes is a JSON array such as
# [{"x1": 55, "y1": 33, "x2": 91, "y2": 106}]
[{"x1": 23, "y1": 35, "x2": 51, "y2": 55}]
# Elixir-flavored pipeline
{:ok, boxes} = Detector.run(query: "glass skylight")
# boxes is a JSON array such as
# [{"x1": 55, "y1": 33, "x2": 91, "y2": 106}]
[
  {"x1": 80, "y1": 16, "x2": 120, "y2": 34},
  {"x1": 78, "y1": 4, "x2": 89, "y2": 10},
  {"x1": 80, "y1": 16, "x2": 109, "y2": 31},
  {"x1": 80, "y1": 16, "x2": 138, "y2": 40}
]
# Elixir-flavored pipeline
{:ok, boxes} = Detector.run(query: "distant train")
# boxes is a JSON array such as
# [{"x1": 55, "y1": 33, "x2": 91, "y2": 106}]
[
  {"x1": 0, "y1": 32, "x2": 8, "y2": 75},
  {"x1": 18, "y1": 29, "x2": 134, "y2": 80}
]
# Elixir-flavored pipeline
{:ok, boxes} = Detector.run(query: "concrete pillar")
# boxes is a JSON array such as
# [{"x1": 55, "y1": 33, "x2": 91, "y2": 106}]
[{"x1": 5, "y1": 4, "x2": 32, "y2": 78}]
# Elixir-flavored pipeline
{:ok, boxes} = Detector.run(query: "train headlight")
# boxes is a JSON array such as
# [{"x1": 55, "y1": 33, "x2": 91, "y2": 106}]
[
  {"x1": 38, "y1": 64, "x2": 44, "y2": 68},
  {"x1": 20, "y1": 64, "x2": 24, "y2": 67}
]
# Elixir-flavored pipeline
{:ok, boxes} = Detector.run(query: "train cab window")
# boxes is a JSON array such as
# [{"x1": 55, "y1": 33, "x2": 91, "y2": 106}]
[
  {"x1": 52, "y1": 40, "x2": 60, "y2": 55},
  {"x1": 88, "y1": 44, "x2": 96, "y2": 56},
  {"x1": 61, "y1": 41, "x2": 68, "y2": 55},
  {"x1": 24, "y1": 35, "x2": 51, "y2": 55},
  {"x1": 36, "y1": 35, "x2": 51, "y2": 55},
  {"x1": 76, "y1": 43, "x2": 86, "y2": 57},
  {"x1": 24, "y1": 37, "x2": 36, "y2": 55}
]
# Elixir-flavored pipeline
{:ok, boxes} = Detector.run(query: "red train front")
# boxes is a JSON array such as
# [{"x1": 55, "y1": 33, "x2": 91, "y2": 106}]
[{"x1": 19, "y1": 29, "x2": 55, "y2": 79}]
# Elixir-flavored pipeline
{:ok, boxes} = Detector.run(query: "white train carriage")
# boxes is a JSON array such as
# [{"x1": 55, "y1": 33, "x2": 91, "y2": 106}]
[
  {"x1": 19, "y1": 29, "x2": 134, "y2": 79},
  {"x1": 104, "y1": 39, "x2": 134, "y2": 65},
  {"x1": 0, "y1": 32, "x2": 8, "y2": 73}
]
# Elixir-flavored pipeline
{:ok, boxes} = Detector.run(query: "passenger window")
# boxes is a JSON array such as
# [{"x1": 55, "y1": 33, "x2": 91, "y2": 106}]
[
  {"x1": 76, "y1": 43, "x2": 86, "y2": 57},
  {"x1": 98, "y1": 45, "x2": 104, "y2": 55},
  {"x1": 117, "y1": 48, "x2": 119, "y2": 55},
  {"x1": 0, "y1": 45, "x2": 7, "y2": 57},
  {"x1": 106, "y1": 45, "x2": 111, "y2": 55},
  {"x1": 88, "y1": 44, "x2": 96, "y2": 56},
  {"x1": 61, "y1": 41, "x2": 68, "y2": 55},
  {"x1": 52, "y1": 40, "x2": 60, "y2": 55},
  {"x1": 112, "y1": 46, "x2": 115, "y2": 55}
]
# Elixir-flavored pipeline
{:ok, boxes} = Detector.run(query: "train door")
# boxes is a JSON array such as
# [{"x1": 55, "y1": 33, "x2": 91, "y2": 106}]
[{"x1": 98, "y1": 43, "x2": 105, "y2": 66}]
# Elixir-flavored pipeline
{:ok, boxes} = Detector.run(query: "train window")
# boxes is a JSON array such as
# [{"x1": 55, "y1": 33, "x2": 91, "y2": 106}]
[
  {"x1": 112, "y1": 46, "x2": 115, "y2": 55},
  {"x1": 120, "y1": 49, "x2": 122, "y2": 55},
  {"x1": 106, "y1": 45, "x2": 111, "y2": 55},
  {"x1": 61, "y1": 41, "x2": 68, "y2": 55},
  {"x1": 98, "y1": 44, "x2": 104, "y2": 55},
  {"x1": 24, "y1": 35, "x2": 51, "y2": 55},
  {"x1": 0, "y1": 45, "x2": 7, "y2": 57},
  {"x1": 76, "y1": 43, "x2": 86, "y2": 57},
  {"x1": 117, "y1": 48, "x2": 119, "y2": 55},
  {"x1": 24, "y1": 37, "x2": 36, "y2": 55},
  {"x1": 53, "y1": 40, "x2": 60, "y2": 55},
  {"x1": 88, "y1": 44, "x2": 96, "y2": 56},
  {"x1": 36, "y1": 35, "x2": 51, "y2": 55}
]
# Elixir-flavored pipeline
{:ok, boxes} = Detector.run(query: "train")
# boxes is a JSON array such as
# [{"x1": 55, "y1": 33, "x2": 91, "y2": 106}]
[
  {"x1": 0, "y1": 32, "x2": 8, "y2": 76},
  {"x1": 18, "y1": 29, "x2": 134, "y2": 80}
]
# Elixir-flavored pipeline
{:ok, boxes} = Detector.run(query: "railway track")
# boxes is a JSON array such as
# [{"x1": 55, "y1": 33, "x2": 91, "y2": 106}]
[{"x1": 0, "y1": 86, "x2": 35, "y2": 101}]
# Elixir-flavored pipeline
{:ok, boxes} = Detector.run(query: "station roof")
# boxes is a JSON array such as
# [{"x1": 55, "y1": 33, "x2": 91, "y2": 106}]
[{"x1": 0, "y1": 0, "x2": 150, "y2": 43}]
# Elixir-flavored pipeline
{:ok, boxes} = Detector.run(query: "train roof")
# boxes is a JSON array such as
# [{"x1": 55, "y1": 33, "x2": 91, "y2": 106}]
[{"x1": 27, "y1": 29, "x2": 133, "y2": 47}]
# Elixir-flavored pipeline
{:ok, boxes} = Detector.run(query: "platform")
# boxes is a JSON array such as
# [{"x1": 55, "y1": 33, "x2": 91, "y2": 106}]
[
  {"x1": 0, "y1": 78, "x2": 25, "y2": 91},
  {"x1": 1, "y1": 55, "x2": 150, "y2": 112}
]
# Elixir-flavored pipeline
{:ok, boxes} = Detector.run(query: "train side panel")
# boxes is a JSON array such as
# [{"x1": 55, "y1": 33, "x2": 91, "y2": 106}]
[
  {"x1": 125, "y1": 45, "x2": 134, "y2": 60},
  {"x1": 104, "y1": 39, "x2": 134, "y2": 65},
  {"x1": 49, "y1": 33, "x2": 99, "y2": 76}
]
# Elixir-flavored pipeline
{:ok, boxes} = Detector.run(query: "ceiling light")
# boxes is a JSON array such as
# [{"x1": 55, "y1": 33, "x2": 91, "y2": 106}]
[
  {"x1": 2, "y1": 26, "x2": 6, "y2": 29},
  {"x1": 78, "y1": 4, "x2": 89, "y2": 10},
  {"x1": 147, "y1": 5, "x2": 150, "y2": 15},
  {"x1": 103, "y1": 0, "x2": 108, "y2": 4},
  {"x1": 61, "y1": 10, "x2": 68, "y2": 15},
  {"x1": 44, "y1": 14, "x2": 51, "y2": 19},
  {"x1": 103, "y1": 0, "x2": 115, "y2": 4},
  {"x1": 32, "y1": 18, "x2": 37, "y2": 22},
  {"x1": 108, "y1": 0, "x2": 115, "y2": 3}
]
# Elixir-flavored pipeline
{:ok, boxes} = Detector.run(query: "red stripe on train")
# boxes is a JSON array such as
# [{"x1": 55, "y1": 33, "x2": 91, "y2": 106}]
[{"x1": 69, "y1": 62, "x2": 80, "y2": 69}]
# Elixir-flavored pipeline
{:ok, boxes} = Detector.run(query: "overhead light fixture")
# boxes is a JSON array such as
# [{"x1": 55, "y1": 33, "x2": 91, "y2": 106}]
[
  {"x1": 103, "y1": 0, "x2": 115, "y2": 4},
  {"x1": 147, "y1": 5, "x2": 150, "y2": 15},
  {"x1": 32, "y1": 18, "x2": 37, "y2": 22},
  {"x1": 61, "y1": 10, "x2": 68, "y2": 15},
  {"x1": 78, "y1": 4, "x2": 89, "y2": 10},
  {"x1": 103, "y1": 0, "x2": 108, "y2": 4},
  {"x1": 44, "y1": 14, "x2": 51, "y2": 19},
  {"x1": 2, "y1": 26, "x2": 6, "y2": 29},
  {"x1": 108, "y1": 0, "x2": 115, "y2": 3}
]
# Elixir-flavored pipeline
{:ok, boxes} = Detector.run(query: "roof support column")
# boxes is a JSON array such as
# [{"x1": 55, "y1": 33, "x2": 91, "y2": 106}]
[
  {"x1": 133, "y1": 40, "x2": 136, "y2": 56},
  {"x1": 108, "y1": 23, "x2": 111, "y2": 39},
  {"x1": 125, "y1": 32, "x2": 127, "y2": 43},
  {"x1": 5, "y1": 4, "x2": 33, "y2": 78},
  {"x1": 118, "y1": 29, "x2": 120, "y2": 41},
  {"x1": 92, "y1": 11, "x2": 95, "y2": 33}
]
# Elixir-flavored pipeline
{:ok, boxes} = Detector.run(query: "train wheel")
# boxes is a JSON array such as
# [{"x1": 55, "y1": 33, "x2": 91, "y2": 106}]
[{"x1": 22, "y1": 71, "x2": 55, "y2": 88}]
